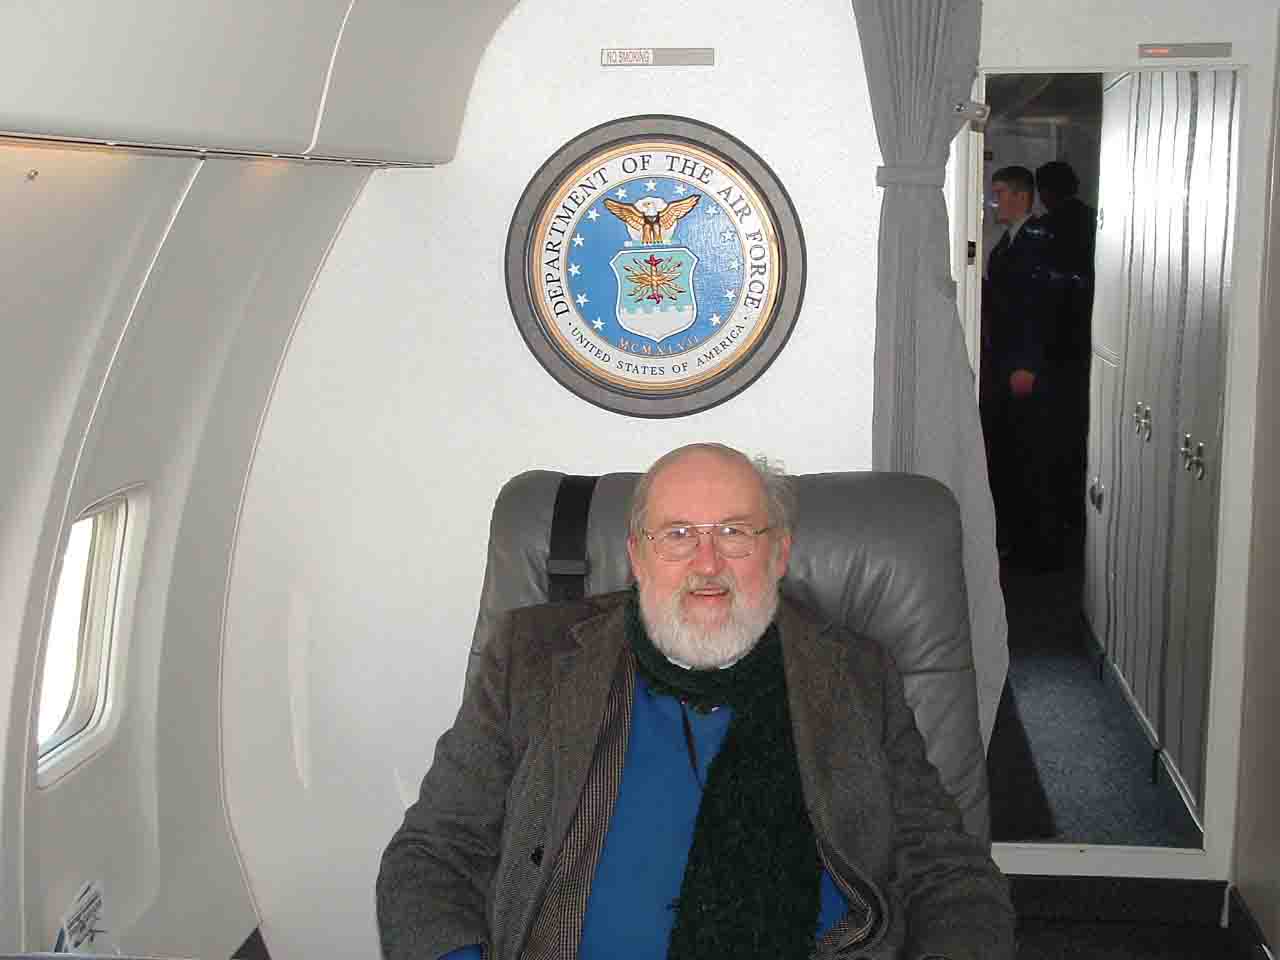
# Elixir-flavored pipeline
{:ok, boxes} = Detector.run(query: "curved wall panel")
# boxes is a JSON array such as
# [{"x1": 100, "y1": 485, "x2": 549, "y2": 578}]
[
  {"x1": 2, "y1": 145, "x2": 366, "y2": 954},
  {"x1": 0, "y1": 141, "x2": 199, "y2": 950}
]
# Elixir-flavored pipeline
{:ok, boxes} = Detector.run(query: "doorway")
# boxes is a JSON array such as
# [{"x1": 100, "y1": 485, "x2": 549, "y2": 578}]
[{"x1": 972, "y1": 70, "x2": 1237, "y2": 847}]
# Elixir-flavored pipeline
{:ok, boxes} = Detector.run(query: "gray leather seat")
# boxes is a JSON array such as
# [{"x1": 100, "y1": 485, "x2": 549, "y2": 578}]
[{"x1": 469, "y1": 470, "x2": 990, "y2": 841}]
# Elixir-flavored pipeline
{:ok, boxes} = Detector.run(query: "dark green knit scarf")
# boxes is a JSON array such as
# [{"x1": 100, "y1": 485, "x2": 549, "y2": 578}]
[{"x1": 625, "y1": 593, "x2": 820, "y2": 959}]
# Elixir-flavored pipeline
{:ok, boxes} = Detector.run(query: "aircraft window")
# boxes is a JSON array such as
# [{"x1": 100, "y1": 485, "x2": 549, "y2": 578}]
[{"x1": 37, "y1": 499, "x2": 127, "y2": 759}]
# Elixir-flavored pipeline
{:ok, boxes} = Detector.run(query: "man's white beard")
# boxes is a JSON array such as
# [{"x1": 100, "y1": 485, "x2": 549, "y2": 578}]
[{"x1": 637, "y1": 569, "x2": 780, "y2": 669}]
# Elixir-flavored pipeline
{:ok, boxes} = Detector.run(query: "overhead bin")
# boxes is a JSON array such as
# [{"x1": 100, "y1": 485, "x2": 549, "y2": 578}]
[
  {"x1": 308, "y1": 0, "x2": 518, "y2": 164},
  {"x1": 0, "y1": 0, "x2": 518, "y2": 164}
]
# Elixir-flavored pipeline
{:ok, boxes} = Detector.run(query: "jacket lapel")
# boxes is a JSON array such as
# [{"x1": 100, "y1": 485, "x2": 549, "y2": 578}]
[
  {"x1": 779, "y1": 602, "x2": 887, "y2": 904},
  {"x1": 779, "y1": 600, "x2": 850, "y2": 839},
  {"x1": 543, "y1": 603, "x2": 629, "y2": 864}
]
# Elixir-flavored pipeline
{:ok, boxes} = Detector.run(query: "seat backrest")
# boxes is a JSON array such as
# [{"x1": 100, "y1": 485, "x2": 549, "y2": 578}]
[{"x1": 470, "y1": 470, "x2": 989, "y2": 840}]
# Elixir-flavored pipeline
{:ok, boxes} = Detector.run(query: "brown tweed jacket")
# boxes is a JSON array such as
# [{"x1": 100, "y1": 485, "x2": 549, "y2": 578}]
[{"x1": 376, "y1": 592, "x2": 1014, "y2": 960}]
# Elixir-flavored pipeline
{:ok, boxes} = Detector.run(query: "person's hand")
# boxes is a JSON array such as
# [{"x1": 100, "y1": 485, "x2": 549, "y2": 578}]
[{"x1": 1009, "y1": 369, "x2": 1036, "y2": 397}]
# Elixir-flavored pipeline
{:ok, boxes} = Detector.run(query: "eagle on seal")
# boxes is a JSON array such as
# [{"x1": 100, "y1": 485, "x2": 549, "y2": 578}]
[{"x1": 603, "y1": 194, "x2": 701, "y2": 244}]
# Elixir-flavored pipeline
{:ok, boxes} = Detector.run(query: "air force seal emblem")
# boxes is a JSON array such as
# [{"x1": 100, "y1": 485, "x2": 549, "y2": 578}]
[
  {"x1": 506, "y1": 115, "x2": 806, "y2": 417},
  {"x1": 606, "y1": 194, "x2": 701, "y2": 342}
]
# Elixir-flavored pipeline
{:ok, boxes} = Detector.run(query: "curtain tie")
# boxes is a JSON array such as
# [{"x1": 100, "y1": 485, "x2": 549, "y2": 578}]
[{"x1": 876, "y1": 164, "x2": 945, "y2": 188}]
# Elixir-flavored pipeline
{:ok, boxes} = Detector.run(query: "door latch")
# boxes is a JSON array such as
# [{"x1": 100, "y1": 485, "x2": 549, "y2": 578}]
[
  {"x1": 1133, "y1": 402, "x2": 1152, "y2": 442},
  {"x1": 1187, "y1": 441, "x2": 1207, "y2": 480}
]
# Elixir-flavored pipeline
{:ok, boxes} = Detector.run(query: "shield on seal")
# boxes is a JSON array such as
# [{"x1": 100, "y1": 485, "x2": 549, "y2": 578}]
[{"x1": 610, "y1": 246, "x2": 699, "y2": 343}]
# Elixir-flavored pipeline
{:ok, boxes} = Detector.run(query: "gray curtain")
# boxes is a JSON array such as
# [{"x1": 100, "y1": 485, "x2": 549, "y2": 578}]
[{"x1": 852, "y1": 0, "x2": 1006, "y2": 745}]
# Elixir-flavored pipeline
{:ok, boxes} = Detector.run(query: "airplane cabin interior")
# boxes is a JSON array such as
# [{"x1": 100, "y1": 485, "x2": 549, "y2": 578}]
[{"x1": 3, "y1": 2, "x2": 1280, "y2": 958}]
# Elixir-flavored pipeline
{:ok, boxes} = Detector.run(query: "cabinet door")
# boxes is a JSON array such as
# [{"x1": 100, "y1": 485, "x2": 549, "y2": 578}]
[
  {"x1": 1094, "y1": 67, "x2": 1237, "y2": 824},
  {"x1": 1086, "y1": 73, "x2": 1132, "y2": 653},
  {"x1": 1113, "y1": 71, "x2": 1159, "y2": 717},
  {"x1": 1144, "y1": 71, "x2": 1195, "y2": 743},
  {"x1": 1164, "y1": 70, "x2": 1237, "y2": 815},
  {"x1": 1114, "y1": 71, "x2": 1192, "y2": 743}
]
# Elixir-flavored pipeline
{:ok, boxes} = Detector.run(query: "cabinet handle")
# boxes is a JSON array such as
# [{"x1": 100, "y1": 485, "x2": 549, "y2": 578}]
[
  {"x1": 1132, "y1": 403, "x2": 1153, "y2": 440},
  {"x1": 1189, "y1": 442, "x2": 1207, "y2": 480},
  {"x1": 1134, "y1": 404, "x2": 1153, "y2": 443}
]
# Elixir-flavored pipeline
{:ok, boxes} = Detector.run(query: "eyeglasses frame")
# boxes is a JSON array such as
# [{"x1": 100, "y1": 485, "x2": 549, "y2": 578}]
[{"x1": 639, "y1": 522, "x2": 773, "y2": 561}]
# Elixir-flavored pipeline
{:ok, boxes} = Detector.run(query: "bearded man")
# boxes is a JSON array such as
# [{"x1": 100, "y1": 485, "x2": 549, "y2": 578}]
[{"x1": 377, "y1": 443, "x2": 1014, "y2": 960}]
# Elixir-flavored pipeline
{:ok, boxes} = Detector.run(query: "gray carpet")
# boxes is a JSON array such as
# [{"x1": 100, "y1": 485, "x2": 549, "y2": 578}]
[{"x1": 988, "y1": 563, "x2": 1202, "y2": 847}]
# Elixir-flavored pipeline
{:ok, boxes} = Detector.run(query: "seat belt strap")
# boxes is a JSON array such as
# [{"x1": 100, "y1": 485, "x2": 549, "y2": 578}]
[{"x1": 547, "y1": 474, "x2": 598, "y2": 602}]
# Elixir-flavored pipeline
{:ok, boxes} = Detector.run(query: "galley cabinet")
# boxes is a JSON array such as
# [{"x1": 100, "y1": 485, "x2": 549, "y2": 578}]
[{"x1": 1085, "y1": 68, "x2": 1238, "y2": 820}]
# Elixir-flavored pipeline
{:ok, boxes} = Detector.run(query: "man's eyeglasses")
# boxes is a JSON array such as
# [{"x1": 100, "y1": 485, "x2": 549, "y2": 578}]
[{"x1": 641, "y1": 523, "x2": 771, "y2": 561}]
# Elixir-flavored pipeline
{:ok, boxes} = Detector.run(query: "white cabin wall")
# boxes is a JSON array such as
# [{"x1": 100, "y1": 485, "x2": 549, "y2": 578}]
[
  {"x1": 224, "y1": 0, "x2": 881, "y2": 955},
  {"x1": 978, "y1": 0, "x2": 1280, "y2": 907}
]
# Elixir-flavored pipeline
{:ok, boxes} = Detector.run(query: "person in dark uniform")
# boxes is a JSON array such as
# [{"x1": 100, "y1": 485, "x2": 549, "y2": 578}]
[
  {"x1": 1036, "y1": 161, "x2": 1096, "y2": 278},
  {"x1": 1036, "y1": 160, "x2": 1097, "y2": 562},
  {"x1": 980, "y1": 165, "x2": 1064, "y2": 570}
]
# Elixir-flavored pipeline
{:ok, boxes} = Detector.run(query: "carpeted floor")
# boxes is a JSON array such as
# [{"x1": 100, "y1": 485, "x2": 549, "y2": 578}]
[{"x1": 988, "y1": 563, "x2": 1201, "y2": 846}]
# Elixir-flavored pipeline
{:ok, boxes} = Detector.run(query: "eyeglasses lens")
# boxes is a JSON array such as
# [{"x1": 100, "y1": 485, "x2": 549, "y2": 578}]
[{"x1": 653, "y1": 526, "x2": 756, "y2": 561}]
